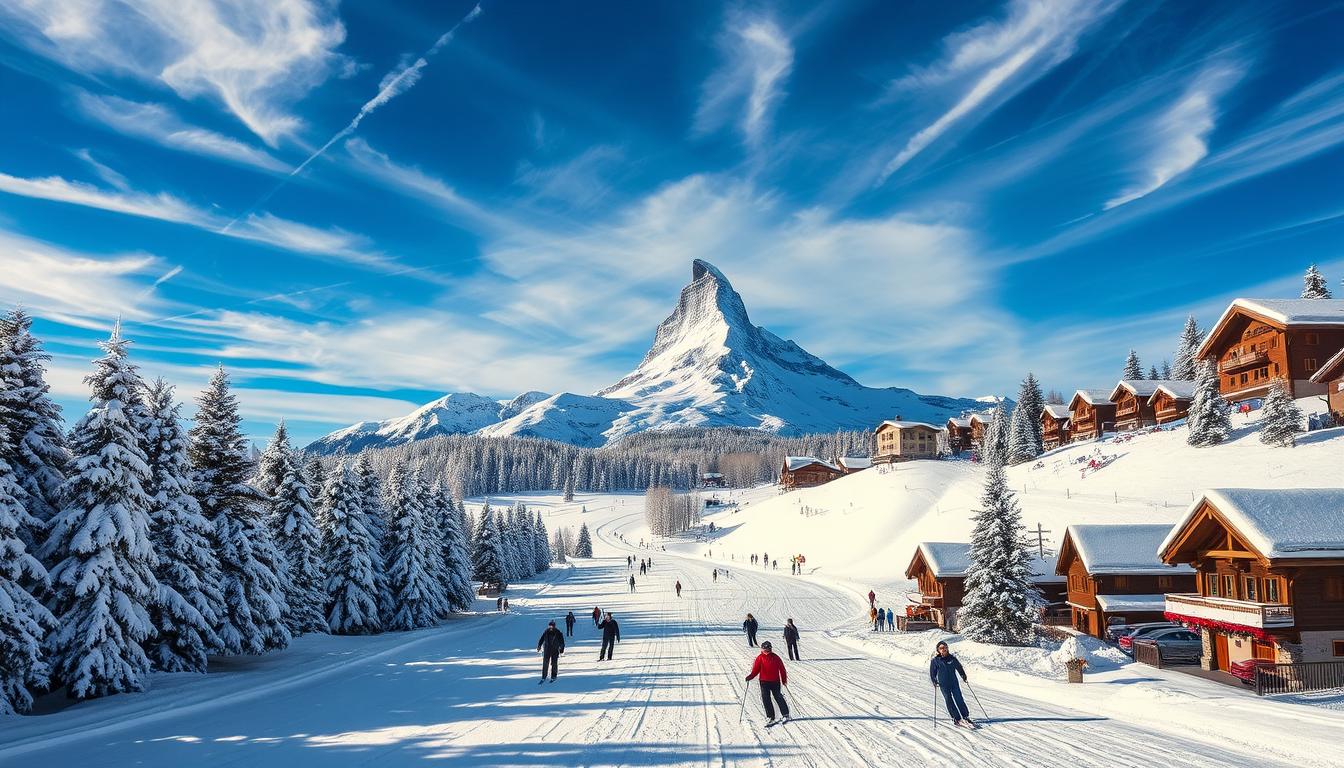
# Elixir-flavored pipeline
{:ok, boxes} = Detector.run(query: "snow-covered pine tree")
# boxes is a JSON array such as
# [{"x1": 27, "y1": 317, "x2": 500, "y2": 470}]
[
  {"x1": 253, "y1": 420, "x2": 291, "y2": 499},
  {"x1": 533, "y1": 510, "x2": 551, "y2": 572},
  {"x1": 266, "y1": 434, "x2": 326, "y2": 635},
  {"x1": 1302, "y1": 264, "x2": 1332, "y2": 299},
  {"x1": 190, "y1": 367, "x2": 290, "y2": 655},
  {"x1": 432, "y1": 483, "x2": 475, "y2": 612},
  {"x1": 574, "y1": 522, "x2": 593, "y2": 558},
  {"x1": 514, "y1": 503, "x2": 537, "y2": 578},
  {"x1": 979, "y1": 400, "x2": 1011, "y2": 466},
  {"x1": 382, "y1": 466, "x2": 442, "y2": 630},
  {"x1": 353, "y1": 454, "x2": 392, "y2": 621},
  {"x1": 1259, "y1": 378, "x2": 1304, "y2": 448},
  {"x1": 1160, "y1": 360, "x2": 1172, "y2": 379},
  {"x1": 0, "y1": 405, "x2": 56, "y2": 714},
  {"x1": 42, "y1": 325, "x2": 159, "y2": 699},
  {"x1": 957, "y1": 460, "x2": 1041, "y2": 645},
  {"x1": 562, "y1": 472, "x2": 574, "y2": 503},
  {"x1": 304, "y1": 455, "x2": 326, "y2": 510},
  {"x1": 319, "y1": 462, "x2": 383, "y2": 634},
  {"x1": 471, "y1": 507, "x2": 506, "y2": 587},
  {"x1": 0, "y1": 308, "x2": 68, "y2": 555},
  {"x1": 1187, "y1": 359, "x2": 1232, "y2": 447},
  {"x1": 141, "y1": 380, "x2": 224, "y2": 673},
  {"x1": 498, "y1": 509, "x2": 521, "y2": 580},
  {"x1": 1123, "y1": 349, "x2": 1143, "y2": 380},
  {"x1": 1172, "y1": 316, "x2": 1202, "y2": 380},
  {"x1": 1148, "y1": 365, "x2": 1159, "y2": 380},
  {"x1": 1007, "y1": 373, "x2": 1044, "y2": 464},
  {"x1": 550, "y1": 528, "x2": 567, "y2": 564},
  {"x1": 410, "y1": 468, "x2": 451, "y2": 618}
]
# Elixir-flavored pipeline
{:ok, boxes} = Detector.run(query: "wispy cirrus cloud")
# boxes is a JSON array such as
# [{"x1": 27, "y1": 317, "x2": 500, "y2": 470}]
[
  {"x1": 876, "y1": 0, "x2": 1121, "y2": 184},
  {"x1": 76, "y1": 92, "x2": 289, "y2": 173},
  {"x1": 693, "y1": 10, "x2": 794, "y2": 151},
  {"x1": 0, "y1": 0, "x2": 348, "y2": 145}
]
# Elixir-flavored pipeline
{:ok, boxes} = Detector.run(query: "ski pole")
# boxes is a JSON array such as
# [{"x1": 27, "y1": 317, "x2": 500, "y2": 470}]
[
  {"x1": 931, "y1": 683, "x2": 938, "y2": 728},
  {"x1": 965, "y1": 680, "x2": 988, "y2": 722},
  {"x1": 784, "y1": 683, "x2": 799, "y2": 719},
  {"x1": 739, "y1": 679, "x2": 751, "y2": 724}
]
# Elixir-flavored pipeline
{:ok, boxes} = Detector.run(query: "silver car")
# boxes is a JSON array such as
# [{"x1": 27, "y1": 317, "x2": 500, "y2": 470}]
[{"x1": 1138, "y1": 627, "x2": 1204, "y2": 664}]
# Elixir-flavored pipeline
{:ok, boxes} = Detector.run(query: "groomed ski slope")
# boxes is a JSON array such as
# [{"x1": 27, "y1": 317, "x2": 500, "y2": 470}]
[{"x1": 6, "y1": 493, "x2": 1340, "y2": 767}]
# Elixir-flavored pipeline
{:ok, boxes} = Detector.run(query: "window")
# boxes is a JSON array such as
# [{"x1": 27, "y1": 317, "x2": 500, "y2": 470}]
[
  {"x1": 1258, "y1": 367, "x2": 1269, "y2": 379},
  {"x1": 1240, "y1": 373, "x2": 1249, "y2": 384},
  {"x1": 1326, "y1": 576, "x2": 1344, "y2": 601},
  {"x1": 1306, "y1": 358, "x2": 1318, "y2": 372},
  {"x1": 1243, "y1": 576, "x2": 1258, "y2": 602},
  {"x1": 1206, "y1": 574, "x2": 1219, "y2": 597},
  {"x1": 1263, "y1": 577, "x2": 1282, "y2": 603},
  {"x1": 1306, "y1": 332, "x2": 1320, "y2": 345},
  {"x1": 1335, "y1": 641, "x2": 1344, "y2": 658},
  {"x1": 1158, "y1": 576, "x2": 1174, "y2": 591},
  {"x1": 1223, "y1": 575, "x2": 1236, "y2": 599}
]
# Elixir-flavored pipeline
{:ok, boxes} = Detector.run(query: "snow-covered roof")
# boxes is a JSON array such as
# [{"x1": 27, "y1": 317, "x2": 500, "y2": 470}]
[
  {"x1": 968, "y1": 413, "x2": 993, "y2": 426},
  {"x1": 1042, "y1": 404, "x2": 1071, "y2": 420},
  {"x1": 783, "y1": 456, "x2": 841, "y2": 473},
  {"x1": 917, "y1": 542, "x2": 972, "y2": 578},
  {"x1": 877, "y1": 420, "x2": 941, "y2": 431},
  {"x1": 1147, "y1": 381, "x2": 1196, "y2": 404},
  {"x1": 836, "y1": 456, "x2": 872, "y2": 470},
  {"x1": 1198, "y1": 298, "x2": 1344, "y2": 357},
  {"x1": 1161, "y1": 488, "x2": 1344, "y2": 561},
  {"x1": 1108, "y1": 379, "x2": 1175, "y2": 401},
  {"x1": 1095, "y1": 594, "x2": 1168, "y2": 613},
  {"x1": 1063, "y1": 524, "x2": 1194, "y2": 575},
  {"x1": 1071, "y1": 389, "x2": 1114, "y2": 407},
  {"x1": 702, "y1": 472, "x2": 723, "y2": 478},
  {"x1": 1310, "y1": 345, "x2": 1344, "y2": 384},
  {"x1": 947, "y1": 417, "x2": 972, "y2": 428}
]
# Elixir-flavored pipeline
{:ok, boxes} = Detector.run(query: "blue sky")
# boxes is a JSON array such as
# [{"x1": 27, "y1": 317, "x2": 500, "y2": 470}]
[{"x1": 1, "y1": 0, "x2": 1342, "y2": 447}]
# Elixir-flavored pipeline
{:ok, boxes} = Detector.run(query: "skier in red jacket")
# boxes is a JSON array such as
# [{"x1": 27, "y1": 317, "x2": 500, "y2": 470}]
[{"x1": 745, "y1": 641, "x2": 791, "y2": 724}]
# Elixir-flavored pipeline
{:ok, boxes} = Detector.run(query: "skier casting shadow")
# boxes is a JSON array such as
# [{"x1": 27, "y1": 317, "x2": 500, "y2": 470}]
[
  {"x1": 930, "y1": 641, "x2": 975, "y2": 728},
  {"x1": 743, "y1": 613, "x2": 759, "y2": 647},
  {"x1": 598, "y1": 612, "x2": 621, "y2": 660},
  {"x1": 745, "y1": 641, "x2": 791, "y2": 725},
  {"x1": 536, "y1": 620, "x2": 565, "y2": 683}
]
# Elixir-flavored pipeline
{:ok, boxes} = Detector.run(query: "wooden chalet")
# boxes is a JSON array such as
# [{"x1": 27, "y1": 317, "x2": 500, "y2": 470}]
[
  {"x1": 1041, "y1": 404, "x2": 1071, "y2": 450},
  {"x1": 1197, "y1": 298, "x2": 1344, "y2": 402},
  {"x1": 835, "y1": 456, "x2": 872, "y2": 474},
  {"x1": 905, "y1": 542, "x2": 1065, "y2": 631},
  {"x1": 1067, "y1": 389, "x2": 1117, "y2": 442},
  {"x1": 873, "y1": 420, "x2": 942, "y2": 463},
  {"x1": 1309, "y1": 346, "x2": 1344, "y2": 420},
  {"x1": 1056, "y1": 524, "x2": 1195, "y2": 639},
  {"x1": 1147, "y1": 381, "x2": 1195, "y2": 425},
  {"x1": 946, "y1": 417, "x2": 972, "y2": 454},
  {"x1": 779, "y1": 456, "x2": 842, "y2": 490},
  {"x1": 968, "y1": 413, "x2": 993, "y2": 451},
  {"x1": 1109, "y1": 380, "x2": 1183, "y2": 432},
  {"x1": 701, "y1": 472, "x2": 726, "y2": 488},
  {"x1": 1158, "y1": 488, "x2": 1344, "y2": 670}
]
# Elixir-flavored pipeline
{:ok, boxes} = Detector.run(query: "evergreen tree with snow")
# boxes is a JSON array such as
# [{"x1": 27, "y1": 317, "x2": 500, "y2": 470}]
[
  {"x1": 1007, "y1": 373, "x2": 1044, "y2": 463},
  {"x1": 957, "y1": 460, "x2": 1041, "y2": 646},
  {"x1": 190, "y1": 367, "x2": 290, "y2": 655},
  {"x1": 574, "y1": 522, "x2": 593, "y2": 558},
  {"x1": 1123, "y1": 349, "x2": 1143, "y2": 380},
  {"x1": 1302, "y1": 264, "x2": 1332, "y2": 299},
  {"x1": 265, "y1": 428, "x2": 326, "y2": 636},
  {"x1": 979, "y1": 400, "x2": 1011, "y2": 467},
  {"x1": 1259, "y1": 378, "x2": 1304, "y2": 448},
  {"x1": 383, "y1": 466, "x2": 443, "y2": 629},
  {"x1": 141, "y1": 380, "x2": 224, "y2": 673},
  {"x1": 353, "y1": 454, "x2": 391, "y2": 620},
  {"x1": 514, "y1": 503, "x2": 537, "y2": 578},
  {"x1": 1147, "y1": 365, "x2": 1159, "y2": 380},
  {"x1": 0, "y1": 308, "x2": 68, "y2": 555},
  {"x1": 1187, "y1": 359, "x2": 1232, "y2": 447},
  {"x1": 304, "y1": 455, "x2": 326, "y2": 509},
  {"x1": 42, "y1": 326, "x2": 159, "y2": 699},
  {"x1": 562, "y1": 472, "x2": 574, "y2": 503},
  {"x1": 432, "y1": 484, "x2": 475, "y2": 612},
  {"x1": 253, "y1": 420, "x2": 291, "y2": 499},
  {"x1": 1160, "y1": 360, "x2": 1172, "y2": 379},
  {"x1": 411, "y1": 469, "x2": 451, "y2": 617},
  {"x1": 497, "y1": 509, "x2": 521, "y2": 581},
  {"x1": 319, "y1": 462, "x2": 383, "y2": 634},
  {"x1": 1172, "y1": 316, "x2": 1202, "y2": 380},
  {"x1": 0, "y1": 404, "x2": 55, "y2": 714},
  {"x1": 471, "y1": 507, "x2": 506, "y2": 587},
  {"x1": 550, "y1": 528, "x2": 568, "y2": 564},
  {"x1": 533, "y1": 510, "x2": 551, "y2": 572}
]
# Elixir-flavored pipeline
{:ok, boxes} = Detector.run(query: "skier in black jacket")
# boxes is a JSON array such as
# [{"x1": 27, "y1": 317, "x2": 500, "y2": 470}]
[
  {"x1": 930, "y1": 641, "x2": 974, "y2": 727},
  {"x1": 564, "y1": 611, "x2": 576, "y2": 637},
  {"x1": 743, "y1": 613, "x2": 759, "y2": 647},
  {"x1": 537, "y1": 621, "x2": 565, "y2": 682},
  {"x1": 599, "y1": 613, "x2": 621, "y2": 660},
  {"x1": 782, "y1": 618, "x2": 801, "y2": 660}
]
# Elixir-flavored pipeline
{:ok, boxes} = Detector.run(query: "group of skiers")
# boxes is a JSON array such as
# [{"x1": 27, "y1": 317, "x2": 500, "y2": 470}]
[
  {"x1": 536, "y1": 607, "x2": 621, "y2": 682},
  {"x1": 628, "y1": 555, "x2": 654, "y2": 575},
  {"x1": 869, "y1": 605, "x2": 896, "y2": 631}
]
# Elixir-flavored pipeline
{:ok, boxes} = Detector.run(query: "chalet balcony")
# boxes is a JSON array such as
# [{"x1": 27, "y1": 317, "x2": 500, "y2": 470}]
[
  {"x1": 1218, "y1": 350, "x2": 1269, "y2": 374},
  {"x1": 1116, "y1": 403, "x2": 1138, "y2": 416},
  {"x1": 1165, "y1": 593, "x2": 1295, "y2": 629}
]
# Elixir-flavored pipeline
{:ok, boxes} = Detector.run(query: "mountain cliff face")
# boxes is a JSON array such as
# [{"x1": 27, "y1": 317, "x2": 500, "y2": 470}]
[{"x1": 306, "y1": 260, "x2": 987, "y2": 453}]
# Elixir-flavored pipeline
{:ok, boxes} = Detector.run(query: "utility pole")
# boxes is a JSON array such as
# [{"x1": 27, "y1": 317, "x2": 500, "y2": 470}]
[{"x1": 1028, "y1": 523, "x2": 1052, "y2": 559}]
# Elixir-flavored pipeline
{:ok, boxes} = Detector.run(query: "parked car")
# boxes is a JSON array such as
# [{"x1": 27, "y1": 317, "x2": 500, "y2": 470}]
[
  {"x1": 1230, "y1": 658, "x2": 1276, "y2": 685},
  {"x1": 1138, "y1": 627, "x2": 1203, "y2": 664},
  {"x1": 1117, "y1": 622, "x2": 1178, "y2": 654}
]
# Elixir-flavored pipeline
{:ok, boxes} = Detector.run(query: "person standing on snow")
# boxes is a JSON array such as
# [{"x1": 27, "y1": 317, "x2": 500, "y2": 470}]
[
  {"x1": 886, "y1": 607, "x2": 895, "y2": 631},
  {"x1": 713, "y1": 569, "x2": 718, "y2": 582},
  {"x1": 745, "y1": 641, "x2": 791, "y2": 724},
  {"x1": 536, "y1": 620, "x2": 565, "y2": 682},
  {"x1": 930, "y1": 641, "x2": 974, "y2": 727},
  {"x1": 876, "y1": 607, "x2": 886, "y2": 632},
  {"x1": 599, "y1": 612, "x2": 621, "y2": 660},
  {"x1": 675, "y1": 580, "x2": 682, "y2": 597},
  {"x1": 743, "y1": 613, "x2": 759, "y2": 647},
  {"x1": 783, "y1": 618, "x2": 801, "y2": 660},
  {"x1": 868, "y1": 589, "x2": 876, "y2": 608},
  {"x1": 869, "y1": 605, "x2": 879, "y2": 631},
  {"x1": 564, "y1": 611, "x2": 576, "y2": 637},
  {"x1": 629, "y1": 574, "x2": 636, "y2": 592},
  {"x1": 592, "y1": 606, "x2": 601, "y2": 627}
]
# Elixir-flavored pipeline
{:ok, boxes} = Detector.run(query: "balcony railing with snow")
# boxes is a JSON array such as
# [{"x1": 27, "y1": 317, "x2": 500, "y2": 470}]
[
  {"x1": 1165, "y1": 593, "x2": 1295, "y2": 629},
  {"x1": 1218, "y1": 350, "x2": 1269, "y2": 373}
]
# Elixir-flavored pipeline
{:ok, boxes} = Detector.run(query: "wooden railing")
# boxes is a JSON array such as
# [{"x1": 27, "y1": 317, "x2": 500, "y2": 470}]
[
  {"x1": 1132, "y1": 640, "x2": 1164, "y2": 669},
  {"x1": 1255, "y1": 661, "x2": 1344, "y2": 696},
  {"x1": 1218, "y1": 350, "x2": 1268, "y2": 373},
  {"x1": 1165, "y1": 593, "x2": 1295, "y2": 628}
]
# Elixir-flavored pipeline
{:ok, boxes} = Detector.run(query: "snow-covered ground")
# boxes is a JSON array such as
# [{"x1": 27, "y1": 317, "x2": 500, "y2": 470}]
[{"x1": 8, "y1": 487, "x2": 1342, "y2": 767}]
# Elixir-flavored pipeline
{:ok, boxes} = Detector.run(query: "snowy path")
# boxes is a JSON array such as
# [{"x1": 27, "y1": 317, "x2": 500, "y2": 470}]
[{"x1": 4, "y1": 499, "x2": 1322, "y2": 767}]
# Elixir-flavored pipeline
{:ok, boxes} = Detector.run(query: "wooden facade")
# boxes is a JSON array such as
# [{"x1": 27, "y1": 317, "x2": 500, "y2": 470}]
[
  {"x1": 836, "y1": 456, "x2": 872, "y2": 474},
  {"x1": 968, "y1": 413, "x2": 992, "y2": 451},
  {"x1": 1055, "y1": 524, "x2": 1195, "y2": 639},
  {"x1": 946, "y1": 417, "x2": 972, "y2": 454},
  {"x1": 779, "y1": 457, "x2": 842, "y2": 490},
  {"x1": 1068, "y1": 390, "x2": 1116, "y2": 442},
  {"x1": 1158, "y1": 489, "x2": 1344, "y2": 670},
  {"x1": 873, "y1": 421, "x2": 941, "y2": 463},
  {"x1": 1309, "y1": 346, "x2": 1344, "y2": 419},
  {"x1": 1109, "y1": 381, "x2": 1163, "y2": 432},
  {"x1": 904, "y1": 543, "x2": 969, "y2": 631},
  {"x1": 1041, "y1": 404, "x2": 1071, "y2": 450},
  {"x1": 1197, "y1": 299, "x2": 1344, "y2": 402},
  {"x1": 1148, "y1": 383, "x2": 1194, "y2": 425}
]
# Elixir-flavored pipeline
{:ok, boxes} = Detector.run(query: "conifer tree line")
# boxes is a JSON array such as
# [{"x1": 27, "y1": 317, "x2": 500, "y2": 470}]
[
  {"x1": 643, "y1": 487, "x2": 702, "y2": 537},
  {"x1": 0, "y1": 316, "x2": 490, "y2": 714},
  {"x1": 465, "y1": 500, "x2": 552, "y2": 588}
]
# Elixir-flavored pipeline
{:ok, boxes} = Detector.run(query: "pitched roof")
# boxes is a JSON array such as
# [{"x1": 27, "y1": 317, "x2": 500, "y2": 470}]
[
  {"x1": 947, "y1": 417, "x2": 972, "y2": 428},
  {"x1": 783, "y1": 456, "x2": 841, "y2": 473},
  {"x1": 1070, "y1": 389, "x2": 1114, "y2": 408},
  {"x1": 1198, "y1": 298, "x2": 1344, "y2": 357},
  {"x1": 916, "y1": 542, "x2": 972, "y2": 578},
  {"x1": 1160, "y1": 488, "x2": 1344, "y2": 561},
  {"x1": 877, "y1": 420, "x2": 941, "y2": 431},
  {"x1": 1147, "y1": 381, "x2": 1196, "y2": 404},
  {"x1": 836, "y1": 456, "x2": 872, "y2": 470},
  {"x1": 1310, "y1": 345, "x2": 1344, "y2": 384},
  {"x1": 1108, "y1": 379, "x2": 1177, "y2": 401},
  {"x1": 1094, "y1": 594, "x2": 1168, "y2": 613},
  {"x1": 968, "y1": 412, "x2": 993, "y2": 426},
  {"x1": 1042, "y1": 404, "x2": 1071, "y2": 420},
  {"x1": 1062, "y1": 524, "x2": 1194, "y2": 575}
]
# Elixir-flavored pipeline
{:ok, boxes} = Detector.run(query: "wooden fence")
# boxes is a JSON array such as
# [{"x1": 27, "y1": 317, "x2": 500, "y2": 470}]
[{"x1": 1255, "y1": 660, "x2": 1344, "y2": 696}]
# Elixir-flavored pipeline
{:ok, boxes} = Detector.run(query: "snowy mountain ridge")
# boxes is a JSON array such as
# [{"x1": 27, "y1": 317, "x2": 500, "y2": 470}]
[{"x1": 306, "y1": 260, "x2": 988, "y2": 454}]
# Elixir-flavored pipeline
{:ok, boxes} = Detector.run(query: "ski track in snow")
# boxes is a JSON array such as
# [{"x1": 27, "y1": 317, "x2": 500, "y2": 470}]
[{"x1": 2, "y1": 496, "x2": 1325, "y2": 767}]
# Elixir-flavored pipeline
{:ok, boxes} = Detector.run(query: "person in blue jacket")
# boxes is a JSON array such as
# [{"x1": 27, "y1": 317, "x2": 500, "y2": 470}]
[
  {"x1": 929, "y1": 641, "x2": 974, "y2": 726},
  {"x1": 885, "y1": 607, "x2": 895, "y2": 631}
]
